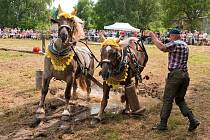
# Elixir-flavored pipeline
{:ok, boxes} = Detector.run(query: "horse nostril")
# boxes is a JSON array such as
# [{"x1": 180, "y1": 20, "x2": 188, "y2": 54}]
[
  {"x1": 60, "y1": 33, "x2": 67, "y2": 42},
  {"x1": 101, "y1": 71, "x2": 110, "y2": 80}
]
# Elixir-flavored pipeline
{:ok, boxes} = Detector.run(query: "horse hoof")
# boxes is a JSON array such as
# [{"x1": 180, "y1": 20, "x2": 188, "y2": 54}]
[
  {"x1": 61, "y1": 110, "x2": 71, "y2": 121},
  {"x1": 30, "y1": 118, "x2": 42, "y2": 128},
  {"x1": 62, "y1": 110, "x2": 71, "y2": 116},
  {"x1": 36, "y1": 108, "x2": 45, "y2": 114},
  {"x1": 35, "y1": 113, "x2": 45, "y2": 119},
  {"x1": 121, "y1": 109, "x2": 130, "y2": 115}
]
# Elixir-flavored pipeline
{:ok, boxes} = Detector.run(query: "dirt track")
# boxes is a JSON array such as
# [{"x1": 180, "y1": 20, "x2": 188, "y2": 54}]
[{"x1": 0, "y1": 39, "x2": 210, "y2": 139}]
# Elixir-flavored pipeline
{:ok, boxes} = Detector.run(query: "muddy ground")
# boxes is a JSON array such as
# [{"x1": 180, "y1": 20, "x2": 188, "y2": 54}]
[{"x1": 0, "y1": 39, "x2": 210, "y2": 140}]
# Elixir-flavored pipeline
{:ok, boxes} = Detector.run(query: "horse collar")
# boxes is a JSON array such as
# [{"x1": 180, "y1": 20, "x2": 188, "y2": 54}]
[
  {"x1": 48, "y1": 41, "x2": 72, "y2": 56},
  {"x1": 46, "y1": 41, "x2": 75, "y2": 71}
]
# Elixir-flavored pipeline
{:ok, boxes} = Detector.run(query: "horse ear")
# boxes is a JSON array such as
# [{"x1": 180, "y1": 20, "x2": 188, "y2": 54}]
[
  {"x1": 115, "y1": 38, "x2": 120, "y2": 43},
  {"x1": 58, "y1": 4, "x2": 64, "y2": 15},
  {"x1": 71, "y1": 7, "x2": 77, "y2": 16},
  {"x1": 50, "y1": 18, "x2": 59, "y2": 24}
]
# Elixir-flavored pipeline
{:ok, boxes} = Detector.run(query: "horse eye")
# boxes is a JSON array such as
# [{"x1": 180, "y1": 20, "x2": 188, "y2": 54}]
[{"x1": 68, "y1": 19, "x2": 74, "y2": 22}]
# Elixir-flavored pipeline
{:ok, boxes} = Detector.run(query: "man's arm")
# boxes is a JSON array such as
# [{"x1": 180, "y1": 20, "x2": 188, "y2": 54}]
[{"x1": 149, "y1": 32, "x2": 168, "y2": 52}]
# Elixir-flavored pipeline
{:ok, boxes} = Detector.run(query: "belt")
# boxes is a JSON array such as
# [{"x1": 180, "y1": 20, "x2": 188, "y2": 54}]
[{"x1": 168, "y1": 68, "x2": 187, "y2": 72}]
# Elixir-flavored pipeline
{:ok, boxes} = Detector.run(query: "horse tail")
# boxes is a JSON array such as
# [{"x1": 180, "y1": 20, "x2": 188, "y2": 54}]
[{"x1": 78, "y1": 75, "x2": 87, "y2": 92}]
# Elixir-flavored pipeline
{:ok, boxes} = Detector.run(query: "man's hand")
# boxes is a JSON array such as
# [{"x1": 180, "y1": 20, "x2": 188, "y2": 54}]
[{"x1": 149, "y1": 32, "x2": 156, "y2": 40}]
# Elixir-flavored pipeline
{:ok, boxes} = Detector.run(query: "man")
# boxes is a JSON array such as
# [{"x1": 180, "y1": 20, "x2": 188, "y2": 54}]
[{"x1": 149, "y1": 29, "x2": 200, "y2": 131}]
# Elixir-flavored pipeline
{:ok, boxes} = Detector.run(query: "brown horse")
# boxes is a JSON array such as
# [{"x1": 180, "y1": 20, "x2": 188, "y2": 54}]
[
  {"x1": 95, "y1": 37, "x2": 148, "y2": 121},
  {"x1": 36, "y1": 13, "x2": 94, "y2": 118}
]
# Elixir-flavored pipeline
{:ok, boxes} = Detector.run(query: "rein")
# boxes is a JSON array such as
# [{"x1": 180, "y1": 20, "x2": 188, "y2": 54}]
[{"x1": 79, "y1": 40, "x2": 100, "y2": 63}]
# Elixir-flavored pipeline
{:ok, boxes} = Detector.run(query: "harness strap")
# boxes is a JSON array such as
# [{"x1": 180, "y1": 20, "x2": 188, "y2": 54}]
[
  {"x1": 48, "y1": 40, "x2": 71, "y2": 56},
  {"x1": 126, "y1": 45, "x2": 144, "y2": 80},
  {"x1": 70, "y1": 45, "x2": 90, "y2": 75},
  {"x1": 137, "y1": 34, "x2": 148, "y2": 67},
  {"x1": 79, "y1": 40, "x2": 100, "y2": 63}
]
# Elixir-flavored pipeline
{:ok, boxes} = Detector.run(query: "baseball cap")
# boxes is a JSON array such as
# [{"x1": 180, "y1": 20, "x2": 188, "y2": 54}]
[{"x1": 169, "y1": 28, "x2": 181, "y2": 35}]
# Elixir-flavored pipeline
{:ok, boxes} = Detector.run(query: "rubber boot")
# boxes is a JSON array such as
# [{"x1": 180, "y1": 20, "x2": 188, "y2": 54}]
[
  {"x1": 152, "y1": 119, "x2": 168, "y2": 131},
  {"x1": 187, "y1": 112, "x2": 200, "y2": 132}
]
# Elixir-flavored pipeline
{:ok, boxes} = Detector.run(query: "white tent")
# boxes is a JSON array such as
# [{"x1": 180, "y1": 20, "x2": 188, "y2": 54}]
[{"x1": 104, "y1": 22, "x2": 140, "y2": 32}]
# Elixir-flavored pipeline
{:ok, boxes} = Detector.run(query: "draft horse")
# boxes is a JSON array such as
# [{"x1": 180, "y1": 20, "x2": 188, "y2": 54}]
[
  {"x1": 36, "y1": 11, "x2": 94, "y2": 118},
  {"x1": 95, "y1": 37, "x2": 148, "y2": 121}
]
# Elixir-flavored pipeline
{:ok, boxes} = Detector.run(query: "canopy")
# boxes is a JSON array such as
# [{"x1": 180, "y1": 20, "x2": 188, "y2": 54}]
[{"x1": 104, "y1": 22, "x2": 140, "y2": 32}]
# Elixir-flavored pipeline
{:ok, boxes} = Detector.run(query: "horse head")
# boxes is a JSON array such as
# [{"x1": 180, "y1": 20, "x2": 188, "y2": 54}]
[
  {"x1": 100, "y1": 37, "x2": 122, "y2": 80},
  {"x1": 51, "y1": 7, "x2": 84, "y2": 50}
]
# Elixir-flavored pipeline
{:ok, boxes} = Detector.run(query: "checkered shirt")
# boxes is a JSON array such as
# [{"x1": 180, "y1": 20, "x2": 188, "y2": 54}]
[{"x1": 165, "y1": 40, "x2": 189, "y2": 71}]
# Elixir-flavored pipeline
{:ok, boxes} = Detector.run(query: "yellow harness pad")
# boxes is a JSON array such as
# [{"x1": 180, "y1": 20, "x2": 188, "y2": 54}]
[
  {"x1": 45, "y1": 46, "x2": 74, "y2": 71},
  {"x1": 105, "y1": 64, "x2": 129, "y2": 89}
]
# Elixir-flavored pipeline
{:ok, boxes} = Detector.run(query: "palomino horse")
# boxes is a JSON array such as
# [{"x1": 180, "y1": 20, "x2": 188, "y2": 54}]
[
  {"x1": 36, "y1": 10, "x2": 94, "y2": 118},
  {"x1": 95, "y1": 37, "x2": 148, "y2": 121}
]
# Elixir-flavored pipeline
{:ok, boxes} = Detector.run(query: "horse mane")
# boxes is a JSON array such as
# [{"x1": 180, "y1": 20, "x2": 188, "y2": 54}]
[{"x1": 72, "y1": 17, "x2": 85, "y2": 42}]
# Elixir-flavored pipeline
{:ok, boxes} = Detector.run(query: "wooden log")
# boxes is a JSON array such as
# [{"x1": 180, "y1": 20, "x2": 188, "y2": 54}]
[{"x1": 0, "y1": 48, "x2": 44, "y2": 55}]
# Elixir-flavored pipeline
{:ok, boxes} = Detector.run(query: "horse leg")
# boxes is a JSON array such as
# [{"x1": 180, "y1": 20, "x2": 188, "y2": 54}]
[
  {"x1": 86, "y1": 58, "x2": 94, "y2": 101},
  {"x1": 72, "y1": 76, "x2": 78, "y2": 100},
  {"x1": 135, "y1": 77, "x2": 138, "y2": 88},
  {"x1": 135, "y1": 76, "x2": 140, "y2": 95},
  {"x1": 96, "y1": 82, "x2": 110, "y2": 120},
  {"x1": 85, "y1": 78, "x2": 91, "y2": 101},
  {"x1": 72, "y1": 68, "x2": 80, "y2": 100},
  {"x1": 62, "y1": 80, "x2": 73, "y2": 116},
  {"x1": 36, "y1": 76, "x2": 52, "y2": 116}
]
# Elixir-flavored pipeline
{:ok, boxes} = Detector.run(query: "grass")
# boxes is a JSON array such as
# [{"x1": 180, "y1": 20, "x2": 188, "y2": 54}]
[
  {"x1": 98, "y1": 128, "x2": 121, "y2": 140},
  {"x1": 168, "y1": 115, "x2": 185, "y2": 130},
  {"x1": 0, "y1": 38, "x2": 48, "y2": 48},
  {"x1": 189, "y1": 52, "x2": 210, "y2": 65}
]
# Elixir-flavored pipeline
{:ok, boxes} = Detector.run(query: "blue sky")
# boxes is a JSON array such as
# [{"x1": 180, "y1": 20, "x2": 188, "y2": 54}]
[{"x1": 52, "y1": 0, "x2": 98, "y2": 12}]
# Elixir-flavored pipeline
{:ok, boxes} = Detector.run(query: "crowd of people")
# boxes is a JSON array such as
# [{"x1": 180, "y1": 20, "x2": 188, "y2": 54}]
[
  {"x1": 86, "y1": 29, "x2": 210, "y2": 46},
  {"x1": 1, "y1": 27, "x2": 210, "y2": 46},
  {"x1": 168, "y1": 30, "x2": 209, "y2": 46},
  {"x1": 0, "y1": 28, "x2": 41, "y2": 39},
  {"x1": 85, "y1": 29, "x2": 139, "y2": 42}
]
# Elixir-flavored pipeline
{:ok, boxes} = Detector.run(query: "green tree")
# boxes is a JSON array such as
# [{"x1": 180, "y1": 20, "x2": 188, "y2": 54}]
[
  {"x1": 76, "y1": 0, "x2": 95, "y2": 29},
  {"x1": 0, "y1": 0, "x2": 52, "y2": 29},
  {"x1": 161, "y1": 0, "x2": 210, "y2": 30},
  {"x1": 94, "y1": 0, "x2": 161, "y2": 30}
]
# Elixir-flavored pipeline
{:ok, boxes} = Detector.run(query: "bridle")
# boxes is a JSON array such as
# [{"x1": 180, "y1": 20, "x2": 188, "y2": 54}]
[
  {"x1": 58, "y1": 22, "x2": 75, "y2": 45},
  {"x1": 99, "y1": 46, "x2": 123, "y2": 66},
  {"x1": 49, "y1": 20, "x2": 76, "y2": 56},
  {"x1": 99, "y1": 46, "x2": 125, "y2": 78}
]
